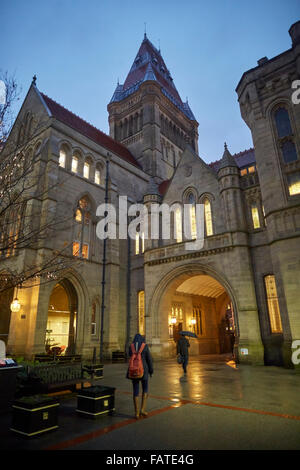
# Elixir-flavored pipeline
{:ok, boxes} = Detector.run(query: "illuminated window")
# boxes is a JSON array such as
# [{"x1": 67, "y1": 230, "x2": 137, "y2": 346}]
[
  {"x1": 204, "y1": 198, "x2": 213, "y2": 236},
  {"x1": 72, "y1": 155, "x2": 78, "y2": 173},
  {"x1": 175, "y1": 207, "x2": 182, "y2": 243},
  {"x1": 95, "y1": 169, "x2": 101, "y2": 185},
  {"x1": 240, "y1": 168, "x2": 247, "y2": 176},
  {"x1": 188, "y1": 193, "x2": 197, "y2": 239},
  {"x1": 59, "y1": 149, "x2": 66, "y2": 168},
  {"x1": 73, "y1": 196, "x2": 91, "y2": 259},
  {"x1": 264, "y1": 275, "x2": 283, "y2": 333},
  {"x1": 248, "y1": 166, "x2": 255, "y2": 174},
  {"x1": 251, "y1": 203, "x2": 260, "y2": 229},
  {"x1": 138, "y1": 291, "x2": 145, "y2": 335},
  {"x1": 287, "y1": 172, "x2": 300, "y2": 196},
  {"x1": 141, "y1": 232, "x2": 145, "y2": 253},
  {"x1": 83, "y1": 161, "x2": 90, "y2": 179},
  {"x1": 135, "y1": 232, "x2": 139, "y2": 255},
  {"x1": 193, "y1": 307, "x2": 203, "y2": 336}
]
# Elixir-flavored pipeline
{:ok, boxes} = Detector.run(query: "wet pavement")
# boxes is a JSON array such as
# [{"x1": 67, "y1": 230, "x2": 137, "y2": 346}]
[{"x1": 1, "y1": 354, "x2": 300, "y2": 450}]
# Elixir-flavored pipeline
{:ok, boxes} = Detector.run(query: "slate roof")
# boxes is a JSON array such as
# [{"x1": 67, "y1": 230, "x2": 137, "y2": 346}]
[
  {"x1": 110, "y1": 35, "x2": 196, "y2": 121},
  {"x1": 40, "y1": 92, "x2": 141, "y2": 169},
  {"x1": 209, "y1": 148, "x2": 256, "y2": 172}
]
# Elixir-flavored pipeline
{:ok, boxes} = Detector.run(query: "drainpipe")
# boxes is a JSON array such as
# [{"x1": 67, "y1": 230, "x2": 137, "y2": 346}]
[{"x1": 100, "y1": 159, "x2": 109, "y2": 363}]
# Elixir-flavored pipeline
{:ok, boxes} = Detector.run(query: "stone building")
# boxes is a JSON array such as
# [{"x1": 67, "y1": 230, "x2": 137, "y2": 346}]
[{"x1": 1, "y1": 22, "x2": 300, "y2": 367}]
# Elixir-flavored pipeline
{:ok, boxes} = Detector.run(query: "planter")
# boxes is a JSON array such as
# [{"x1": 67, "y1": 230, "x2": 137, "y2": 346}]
[
  {"x1": 0, "y1": 364, "x2": 23, "y2": 414},
  {"x1": 10, "y1": 395, "x2": 59, "y2": 437},
  {"x1": 76, "y1": 385, "x2": 115, "y2": 418},
  {"x1": 83, "y1": 364, "x2": 104, "y2": 380}
]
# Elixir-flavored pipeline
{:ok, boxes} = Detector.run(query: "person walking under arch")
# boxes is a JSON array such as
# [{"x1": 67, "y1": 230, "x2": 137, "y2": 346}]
[
  {"x1": 126, "y1": 333, "x2": 153, "y2": 419},
  {"x1": 177, "y1": 334, "x2": 190, "y2": 374}
]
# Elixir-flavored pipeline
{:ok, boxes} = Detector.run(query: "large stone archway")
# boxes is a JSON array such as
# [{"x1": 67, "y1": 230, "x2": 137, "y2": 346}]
[{"x1": 146, "y1": 263, "x2": 239, "y2": 359}]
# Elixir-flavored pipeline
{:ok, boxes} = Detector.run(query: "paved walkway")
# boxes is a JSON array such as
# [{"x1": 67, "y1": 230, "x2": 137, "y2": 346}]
[{"x1": 1, "y1": 354, "x2": 300, "y2": 450}]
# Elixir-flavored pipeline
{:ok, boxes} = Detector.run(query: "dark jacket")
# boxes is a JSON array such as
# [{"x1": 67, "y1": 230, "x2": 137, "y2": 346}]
[
  {"x1": 126, "y1": 334, "x2": 153, "y2": 381},
  {"x1": 177, "y1": 336, "x2": 190, "y2": 357}
]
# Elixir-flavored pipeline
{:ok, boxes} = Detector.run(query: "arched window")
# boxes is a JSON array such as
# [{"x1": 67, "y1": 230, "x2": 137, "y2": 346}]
[
  {"x1": 251, "y1": 202, "x2": 260, "y2": 229},
  {"x1": 175, "y1": 207, "x2": 182, "y2": 243},
  {"x1": 204, "y1": 199, "x2": 213, "y2": 236},
  {"x1": 83, "y1": 160, "x2": 90, "y2": 179},
  {"x1": 73, "y1": 196, "x2": 91, "y2": 259},
  {"x1": 59, "y1": 149, "x2": 66, "y2": 168},
  {"x1": 274, "y1": 107, "x2": 298, "y2": 163},
  {"x1": 72, "y1": 154, "x2": 79, "y2": 173},
  {"x1": 138, "y1": 291, "x2": 145, "y2": 335},
  {"x1": 95, "y1": 166, "x2": 101, "y2": 185},
  {"x1": 187, "y1": 193, "x2": 197, "y2": 240},
  {"x1": 264, "y1": 275, "x2": 283, "y2": 333}
]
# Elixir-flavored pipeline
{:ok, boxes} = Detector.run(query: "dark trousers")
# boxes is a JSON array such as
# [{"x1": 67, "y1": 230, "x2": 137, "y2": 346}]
[
  {"x1": 182, "y1": 355, "x2": 188, "y2": 373},
  {"x1": 132, "y1": 379, "x2": 148, "y2": 397}
]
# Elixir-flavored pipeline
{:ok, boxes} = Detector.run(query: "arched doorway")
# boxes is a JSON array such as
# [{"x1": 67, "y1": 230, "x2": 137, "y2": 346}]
[
  {"x1": 148, "y1": 264, "x2": 238, "y2": 359},
  {"x1": 46, "y1": 280, "x2": 78, "y2": 355}
]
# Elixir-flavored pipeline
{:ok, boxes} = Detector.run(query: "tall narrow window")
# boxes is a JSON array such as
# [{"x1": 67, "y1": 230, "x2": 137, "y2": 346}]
[
  {"x1": 135, "y1": 233, "x2": 139, "y2": 255},
  {"x1": 204, "y1": 199, "x2": 213, "y2": 236},
  {"x1": 274, "y1": 107, "x2": 298, "y2": 163},
  {"x1": 287, "y1": 172, "x2": 300, "y2": 196},
  {"x1": 175, "y1": 207, "x2": 182, "y2": 243},
  {"x1": 188, "y1": 193, "x2": 197, "y2": 239},
  {"x1": 251, "y1": 203, "x2": 260, "y2": 229},
  {"x1": 264, "y1": 275, "x2": 283, "y2": 333},
  {"x1": 91, "y1": 302, "x2": 97, "y2": 335},
  {"x1": 73, "y1": 196, "x2": 91, "y2": 259},
  {"x1": 72, "y1": 155, "x2": 79, "y2": 173},
  {"x1": 141, "y1": 232, "x2": 145, "y2": 254},
  {"x1": 95, "y1": 168, "x2": 101, "y2": 185},
  {"x1": 138, "y1": 291, "x2": 145, "y2": 335},
  {"x1": 83, "y1": 161, "x2": 90, "y2": 179},
  {"x1": 59, "y1": 149, "x2": 66, "y2": 168}
]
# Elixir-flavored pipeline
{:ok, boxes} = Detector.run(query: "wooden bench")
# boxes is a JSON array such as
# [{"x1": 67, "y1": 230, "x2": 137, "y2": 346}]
[{"x1": 33, "y1": 354, "x2": 82, "y2": 363}]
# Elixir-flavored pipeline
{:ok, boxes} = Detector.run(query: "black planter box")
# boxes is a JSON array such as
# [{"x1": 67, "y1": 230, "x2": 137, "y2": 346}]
[
  {"x1": 10, "y1": 395, "x2": 59, "y2": 437},
  {"x1": 83, "y1": 364, "x2": 104, "y2": 380},
  {"x1": 0, "y1": 365, "x2": 23, "y2": 414},
  {"x1": 76, "y1": 385, "x2": 115, "y2": 418}
]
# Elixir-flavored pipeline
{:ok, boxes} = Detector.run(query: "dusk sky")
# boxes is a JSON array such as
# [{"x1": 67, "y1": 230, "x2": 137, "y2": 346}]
[{"x1": 2, "y1": 0, "x2": 299, "y2": 163}]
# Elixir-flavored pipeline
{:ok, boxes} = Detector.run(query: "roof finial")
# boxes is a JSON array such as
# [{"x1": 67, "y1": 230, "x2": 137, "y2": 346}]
[
  {"x1": 158, "y1": 38, "x2": 161, "y2": 53},
  {"x1": 32, "y1": 74, "x2": 37, "y2": 86},
  {"x1": 224, "y1": 142, "x2": 228, "y2": 151},
  {"x1": 144, "y1": 22, "x2": 147, "y2": 39}
]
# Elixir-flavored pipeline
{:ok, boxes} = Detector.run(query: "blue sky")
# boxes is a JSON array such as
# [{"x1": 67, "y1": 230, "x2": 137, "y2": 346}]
[{"x1": 1, "y1": 0, "x2": 299, "y2": 163}]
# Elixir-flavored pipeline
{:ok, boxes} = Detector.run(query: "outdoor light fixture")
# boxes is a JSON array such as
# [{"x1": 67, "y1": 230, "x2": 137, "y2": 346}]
[{"x1": 10, "y1": 298, "x2": 21, "y2": 313}]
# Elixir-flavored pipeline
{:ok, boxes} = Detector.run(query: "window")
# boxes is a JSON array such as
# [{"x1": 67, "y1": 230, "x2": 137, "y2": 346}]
[
  {"x1": 287, "y1": 172, "x2": 300, "y2": 196},
  {"x1": 248, "y1": 166, "x2": 255, "y2": 174},
  {"x1": 251, "y1": 203, "x2": 260, "y2": 229},
  {"x1": 274, "y1": 107, "x2": 298, "y2": 163},
  {"x1": 135, "y1": 232, "x2": 139, "y2": 255},
  {"x1": 91, "y1": 302, "x2": 97, "y2": 335},
  {"x1": 135, "y1": 232, "x2": 145, "y2": 255},
  {"x1": 262, "y1": 205, "x2": 267, "y2": 226},
  {"x1": 59, "y1": 149, "x2": 66, "y2": 168},
  {"x1": 264, "y1": 275, "x2": 283, "y2": 333},
  {"x1": 192, "y1": 307, "x2": 202, "y2": 336},
  {"x1": 204, "y1": 199, "x2": 213, "y2": 236},
  {"x1": 95, "y1": 169, "x2": 101, "y2": 185},
  {"x1": 83, "y1": 161, "x2": 90, "y2": 179},
  {"x1": 188, "y1": 193, "x2": 197, "y2": 239},
  {"x1": 138, "y1": 291, "x2": 145, "y2": 335},
  {"x1": 240, "y1": 168, "x2": 247, "y2": 176},
  {"x1": 175, "y1": 207, "x2": 182, "y2": 243},
  {"x1": 73, "y1": 196, "x2": 91, "y2": 259},
  {"x1": 72, "y1": 155, "x2": 79, "y2": 173}
]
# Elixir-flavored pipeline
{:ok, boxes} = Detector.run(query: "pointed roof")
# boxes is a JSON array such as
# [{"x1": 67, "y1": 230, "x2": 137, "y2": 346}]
[
  {"x1": 209, "y1": 147, "x2": 255, "y2": 172},
  {"x1": 40, "y1": 92, "x2": 141, "y2": 169},
  {"x1": 217, "y1": 143, "x2": 239, "y2": 171},
  {"x1": 110, "y1": 35, "x2": 196, "y2": 121}
]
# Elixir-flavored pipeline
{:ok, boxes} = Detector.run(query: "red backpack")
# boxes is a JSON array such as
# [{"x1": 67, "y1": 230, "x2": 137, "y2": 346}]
[{"x1": 128, "y1": 342, "x2": 145, "y2": 379}]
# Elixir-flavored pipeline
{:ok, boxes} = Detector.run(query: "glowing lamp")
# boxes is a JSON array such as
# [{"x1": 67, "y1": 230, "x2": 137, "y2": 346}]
[
  {"x1": 190, "y1": 318, "x2": 196, "y2": 325},
  {"x1": 10, "y1": 298, "x2": 21, "y2": 313},
  {"x1": 170, "y1": 316, "x2": 177, "y2": 325}
]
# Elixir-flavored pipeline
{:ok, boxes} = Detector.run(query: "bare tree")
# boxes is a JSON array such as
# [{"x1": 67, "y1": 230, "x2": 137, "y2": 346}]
[{"x1": 0, "y1": 72, "x2": 80, "y2": 294}]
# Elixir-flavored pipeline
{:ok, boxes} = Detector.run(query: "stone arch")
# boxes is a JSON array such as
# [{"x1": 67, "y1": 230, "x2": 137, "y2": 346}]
[{"x1": 147, "y1": 262, "x2": 240, "y2": 343}]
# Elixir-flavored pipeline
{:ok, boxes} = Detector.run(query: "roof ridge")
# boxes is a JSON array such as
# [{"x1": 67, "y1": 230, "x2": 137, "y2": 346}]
[
  {"x1": 40, "y1": 92, "x2": 136, "y2": 155},
  {"x1": 232, "y1": 147, "x2": 254, "y2": 158}
]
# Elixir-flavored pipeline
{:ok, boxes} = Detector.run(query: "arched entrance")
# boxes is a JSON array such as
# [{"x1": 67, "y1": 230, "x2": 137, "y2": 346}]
[
  {"x1": 148, "y1": 264, "x2": 239, "y2": 359},
  {"x1": 46, "y1": 279, "x2": 78, "y2": 355}
]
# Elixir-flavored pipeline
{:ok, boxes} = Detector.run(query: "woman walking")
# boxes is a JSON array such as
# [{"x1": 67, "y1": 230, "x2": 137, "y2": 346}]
[{"x1": 127, "y1": 333, "x2": 153, "y2": 419}]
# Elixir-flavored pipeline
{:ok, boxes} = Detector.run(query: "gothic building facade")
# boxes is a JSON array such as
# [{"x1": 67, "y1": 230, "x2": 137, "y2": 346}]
[{"x1": 1, "y1": 22, "x2": 300, "y2": 367}]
